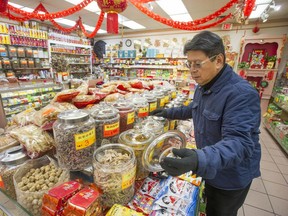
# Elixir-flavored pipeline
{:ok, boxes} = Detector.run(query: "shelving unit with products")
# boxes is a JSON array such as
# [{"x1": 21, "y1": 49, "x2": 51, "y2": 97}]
[
  {"x1": 49, "y1": 40, "x2": 92, "y2": 80},
  {"x1": 0, "y1": 84, "x2": 62, "y2": 128}
]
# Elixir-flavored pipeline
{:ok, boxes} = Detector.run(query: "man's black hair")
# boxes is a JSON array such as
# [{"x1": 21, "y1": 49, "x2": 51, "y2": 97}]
[{"x1": 184, "y1": 31, "x2": 226, "y2": 62}]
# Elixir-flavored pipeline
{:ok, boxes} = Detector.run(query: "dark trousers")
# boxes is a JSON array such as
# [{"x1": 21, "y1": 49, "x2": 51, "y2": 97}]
[{"x1": 205, "y1": 182, "x2": 251, "y2": 216}]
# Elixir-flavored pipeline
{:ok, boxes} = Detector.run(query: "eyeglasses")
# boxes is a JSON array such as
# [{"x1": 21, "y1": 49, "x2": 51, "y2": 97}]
[{"x1": 185, "y1": 55, "x2": 217, "y2": 70}]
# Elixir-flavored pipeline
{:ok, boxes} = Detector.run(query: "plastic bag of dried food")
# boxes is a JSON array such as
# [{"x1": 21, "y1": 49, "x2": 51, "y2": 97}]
[
  {"x1": 0, "y1": 134, "x2": 19, "y2": 153},
  {"x1": 76, "y1": 81, "x2": 89, "y2": 95},
  {"x1": 42, "y1": 181, "x2": 82, "y2": 215},
  {"x1": 72, "y1": 94, "x2": 100, "y2": 109},
  {"x1": 9, "y1": 124, "x2": 55, "y2": 159},
  {"x1": 33, "y1": 102, "x2": 77, "y2": 130},
  {"x1": 12, "y1": 108, "x2": 36, "y2": 126},
  {"x1": 62, "y1": 186, "x2": 103, "y2": 216},
  {"x1": 106, "y1": 204, "x2": 144, "y2": 216},
  {"x1": 13, "y1": 156, "x2": 69, "y2": 216},
  {"x1": 100, "y1": 85, "x2": 116, "y2": 94},
  {"x1": 104, "y1": 93, "x2": 124, "y2": 103},
  {"x1": 52, "y1": 89, "x2": 80, "y2": 102}
]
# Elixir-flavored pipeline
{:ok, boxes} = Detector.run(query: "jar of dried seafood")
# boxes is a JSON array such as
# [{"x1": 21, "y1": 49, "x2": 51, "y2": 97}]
[
  {"x1": 153, "y1": 90, "x2": 165, "y2": 108},
  {"x1": 90, "y1": 105, "x2": 120, "y2": 147},
  {"x1": 0, "y1": 146, "x2": 29, "y2": 200},
  {"x1": 152, "y1": 116, "x2": 170, "y2": 132},
  {"x1": 118, "y1": 129, "x2": 154, "y2": 180},
  {"x1": 93, "y1": 144, "x2": 136, "y2": 207},
  {"x1": 142, "y1": 92, "x2": 157, "y2": 114},
  {"x1": 131, "y1": 97, "x2": 149, "y2": 123},
  {"x1": 53, "y1": 110, "x2": 96, "y2": 171},
  {"x1": 113, "y1": 101, "x2": 135, "y2": 133}
]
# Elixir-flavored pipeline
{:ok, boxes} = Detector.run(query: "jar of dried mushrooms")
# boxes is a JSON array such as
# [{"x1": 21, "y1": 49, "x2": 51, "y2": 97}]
[
  {"x1": 118, "y1": 129, "x2": 154, "y2": 180},
  {"x1": 0, "y1": 146, "x2": 29, "y2": 200},
  {"x1": 90, "y1": 104, "x2": 120, "y2": 147},
  {"x1": 113, "y1": 101, "x2": 135, "y2": 133},
  {"x1": 93, "y1": 144, "x2": 136, "y2": 207},
  {"x1": 53, "y1": 110, "x2": 96, "y2": 171}
]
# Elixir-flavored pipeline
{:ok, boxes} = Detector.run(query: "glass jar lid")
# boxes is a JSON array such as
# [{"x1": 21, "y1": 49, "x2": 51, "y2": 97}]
[
  {"x1": 138, "y1": 116, "x2": 164, "y2": 135},
  {"x1": 132, "y1": 97, "x2": 148, "y2": 107},
  {"x1": 1, "y1": 146, "x2": 29, "y2": 166},
  {"x1": 153, "y1": 90, "x2": 165, "y2": 98},
  {"x1": 90, "y1": 105, "x2": 119, "y2": 120},
  {"x1": 113, "y1": 101, "x2": 134, "y2": 111},
  {"x1": 119, "y1": 129, "x2": 154, "y2": 148},
  {"x1": 58, "y1": 110, "x2": 89, "y2": 124},
  {"x1": 142, "y1": 93, "x2": 156, "y2": 102},
  {"x1": 142, "y1": 130, "x2": 187, "y2": 172}
]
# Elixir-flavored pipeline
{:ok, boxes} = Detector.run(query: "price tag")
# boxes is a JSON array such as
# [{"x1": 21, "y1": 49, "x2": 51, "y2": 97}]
[
  {"x1": 138, "y1": 107, "x2": 149, "y2": 118},
  {"x1": 170, "y1": 120, "x2": 176, "y2": 130},
  {"x1": 104, "y1": 122, "x2": 120, "y2": 137},
  {"x1": 122, "y1": 166, "x2": 136, "y2": 190},
  {"x1": 149, "y1": 102, "x2": 157, "y2": 112},
  {"x1": 164, "y1": 125, "x2": 169, "y2": 132},
  {"x1": 74, "y1": 128, "x2": 96, "y2": 150},
  {"x1": 127, "y1": 112, "x2": 135, "y2": 125},
  {"x1": 171, "y1": 92, "x2": 177, "y2": 99},
  {"x1": 0, "y1": 175, "x2": 5, "y2": 189},
  {"x1": 160, "y1": 98, "x2": 165, "y2": 107},
  {"x1": 165, "y1": 95, "x2": 169, "y2": 103}
]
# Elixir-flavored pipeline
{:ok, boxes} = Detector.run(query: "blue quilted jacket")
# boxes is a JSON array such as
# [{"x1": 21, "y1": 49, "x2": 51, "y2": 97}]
[{"x1": 166, "y1": 64, "x2": 261, "y2": 190}]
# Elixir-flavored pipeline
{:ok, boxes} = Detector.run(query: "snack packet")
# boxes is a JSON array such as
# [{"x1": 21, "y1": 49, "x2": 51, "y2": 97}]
[{"x1": 106, "y1": 204, "x2": 144, "y2": 216}]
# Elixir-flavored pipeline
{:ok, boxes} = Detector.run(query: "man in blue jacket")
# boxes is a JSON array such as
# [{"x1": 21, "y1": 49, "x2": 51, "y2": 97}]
[{"x1": 152, "y1": 31, "x2": 261, "y2": 216}]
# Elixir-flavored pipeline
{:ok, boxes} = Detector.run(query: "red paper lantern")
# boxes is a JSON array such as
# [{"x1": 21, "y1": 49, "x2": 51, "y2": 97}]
[
  {"x1": 0, "y1": 0, "x2": 8, "y2": 12},
  {"x1": 96, "y1": 0, "x2": 128, "y2": 34}
]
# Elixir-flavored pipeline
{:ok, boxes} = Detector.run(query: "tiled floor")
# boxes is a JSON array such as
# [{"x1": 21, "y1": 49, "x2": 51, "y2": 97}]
[{"x1": 238, "y1": 100, "x2": 288, "y2": 216}]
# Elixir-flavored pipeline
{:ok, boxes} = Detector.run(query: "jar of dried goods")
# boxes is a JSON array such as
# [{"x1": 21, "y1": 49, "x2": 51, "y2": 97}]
[
  {"x1": 142, "y1": 92, "x2": 157, "y2": 114},
  {"x1": 153, "y1": 90, "x2": 166, "y2": 108},
  {"x1": 113, "y1": 101, "x2": 135, "y2": 133},
  {"x1": 152, "y1": 116, "x2": 170, "y2": 132},
  {"x1": 53, "y1": 110, "x2": 96, "y2": 171},
  {"x1": 131, "y1": 97, "x2": 149, "y2": 123}
]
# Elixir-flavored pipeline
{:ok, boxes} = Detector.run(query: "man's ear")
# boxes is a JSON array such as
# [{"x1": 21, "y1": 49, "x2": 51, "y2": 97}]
[{"x1": 216, "y1": 54, "x2": 225, "y2": 70}]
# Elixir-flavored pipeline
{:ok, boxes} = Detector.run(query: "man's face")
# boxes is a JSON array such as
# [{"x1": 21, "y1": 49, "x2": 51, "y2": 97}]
[{"x1": 186, "y1": 50, "x2": 223, "y2": 86}]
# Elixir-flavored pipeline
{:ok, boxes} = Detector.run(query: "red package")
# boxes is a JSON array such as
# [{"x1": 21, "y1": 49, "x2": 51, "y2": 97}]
[
  {"x1": 130, "y1": 81, "x2": 143, "y2": 89},
  {"x1": 53, "y1": 89, "x2": 80, "y2": 102},
  {"x1": 63, "y1": 187, "x2": 102, "y2": 216},
  {"x1": 42, "y1": 181, "x2": 82, "y2": 214},
  {"x1": 42, "y1": 206, "x2": 57, "y2": 216},
  {"x1": 72, "y1": 95, "x2": 99, "y2": 109}
]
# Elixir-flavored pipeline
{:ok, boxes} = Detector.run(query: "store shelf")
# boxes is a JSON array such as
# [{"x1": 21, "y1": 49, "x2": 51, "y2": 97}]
[
  {"x1": 49, "y1": 40, "x2": 91, "y2": 48},
  {"x1": 70, "y1": 72, "x2": 90, "y2": 74},
  {"x1": 13, "y1": 68, "x2": 50, "y2": 70},
  {"x1": 51, "y1": 51, "x2": 90, "y2": 56},
  {"x1": 9, "y1": 44, "x2": 48, "y2": 49},
  {"x1": 263, "y1": 120, "x2": 288, "y2": 154},
  {"x1": 273, "y1": 101, "x2": 288, "y2": 113},
  {"x1": 68, "y1": 63, "x2": 90, "y2": 65},
  {"x1": 0, "y1": 83, "x2": 60, "y2": 94},
  {"x1": 4, "y1": 97, "x2": 53, "y2": 108}
]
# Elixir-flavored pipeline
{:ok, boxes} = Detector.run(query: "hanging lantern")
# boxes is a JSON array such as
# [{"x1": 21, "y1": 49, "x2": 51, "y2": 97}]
[
  {"x1": 0, "y1": 0, "x2": 8, "y2": 12},
  {"x1": 96, "y1": 0, "x2": 128, "y2": 34}
]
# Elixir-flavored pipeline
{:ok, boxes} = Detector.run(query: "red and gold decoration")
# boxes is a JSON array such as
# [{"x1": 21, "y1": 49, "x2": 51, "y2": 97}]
[
  {"x1": 96, "y1": 0, "x2": 128, "y2": 34},
  {"x1": 0, "y1": 0, "x2": 8, "y2": 13}
]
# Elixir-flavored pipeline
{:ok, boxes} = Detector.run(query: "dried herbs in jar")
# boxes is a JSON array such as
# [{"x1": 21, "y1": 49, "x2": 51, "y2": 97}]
[
  {"x1": 93, "y1": 144, "x2": 136, "y2": 207},
  {"x1": 53, "y1": 110, "x2": 96, "y2": 171},
  {"x1": 113, "y1": 101, "x2": 135, "y2": 133}
]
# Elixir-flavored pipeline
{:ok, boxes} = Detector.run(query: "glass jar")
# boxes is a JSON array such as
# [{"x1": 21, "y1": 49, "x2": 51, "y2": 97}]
[
  {"x1": 153, "y1": 90, "x2": 165, "y2": 108},
  {"x1": 53, "y1": 110, "x2": 96, "y2": 171},
  {"x1": 152, "y1": 116, "x2": 169, "y2": 132},
  {"x1": 142, "y1": 92, "x2": 157, "y2": 114},
  {"x1": 113, "y1": 101, "x2": 135, "y2": 133},
  {"x1": 162, "y1": 88, "x2": 171, "y2": 104},
  {"x1": 90, "y1": 105, "x2": 120, "y2": 147},
  {"x1": 0, "y1": 146, "x2": 29, "y2": 200},
  {"x1": 132, "y1": 97, "x2": 149, "y2": 123},
  {"x1": 137, "y1": 116, "x2": 164, "y2": 137},
  {"x1": 142, "y1": 131, "x2": 187, "y2": 172},
  {"x1": 93, "y1": 144, "x2": 136, "y2": 207},
  {"x1": 118, "y1": 129, "x2": 154, "y2": 180}
]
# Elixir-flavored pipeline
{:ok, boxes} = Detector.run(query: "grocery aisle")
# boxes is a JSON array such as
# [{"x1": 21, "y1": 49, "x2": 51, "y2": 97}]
[{"x1": 237, "y1": 100, "x2": 288, "y2": 216}]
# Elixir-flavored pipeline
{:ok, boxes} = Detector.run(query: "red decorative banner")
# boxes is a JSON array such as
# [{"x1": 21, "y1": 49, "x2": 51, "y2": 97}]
[{"x1": 243, "y1": 0, "x2": 256, "y2": 17}]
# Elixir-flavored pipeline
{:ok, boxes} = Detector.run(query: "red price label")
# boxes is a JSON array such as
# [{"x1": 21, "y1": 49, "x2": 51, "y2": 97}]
[
  {"x1": 138, "y1": 107, "x2": 149, "y2": 118},
  {"x1": 0, "y1": 175, "x2": 5, "y2": 189},
  {"x1": 104, "y1": 122, "x2": 120, "y2": 137}
]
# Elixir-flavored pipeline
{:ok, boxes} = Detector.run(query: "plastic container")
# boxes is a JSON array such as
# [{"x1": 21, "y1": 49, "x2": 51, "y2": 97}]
[
  {"x1": 90, "y1": 105, "x2": 120, "y2": 147},
  {"x1": 142, "y1": 92, "x2": 157, "y2": 114},
  {"x1": 118, "y1": 129, "x2": 154, "y2": 180},
  {"x1": 113, "y1": 101, "x2": 135, "y2": 133},
  {"x1": 153, "y1": 90, "x2": 166, "y2": 108},
  {"x1": 53, "y1": 110, "x2": 96, "y2": 171},
  {"x1": 93, "y1": 144, "x2": 136, "y2": 207},
  {"x1": 142, "y1": 131, "x2": 187, "y2": 172},
  {"x1": 131, "y1": 97, "x2": 149, "y2": 123},
  {"x1": 137, "y1": 116, "x2": 164, "y2": 137},
  {"x1": 152, "y1": 116, "x2": 170, "y2": 132},
  {"x1": 0, "y1": 146, "x2": 29, "y2": 200}
]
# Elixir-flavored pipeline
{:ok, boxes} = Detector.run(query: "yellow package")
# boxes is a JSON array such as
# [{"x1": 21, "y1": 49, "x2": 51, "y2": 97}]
[
  {"x1": 178, "y1": 171, "x2": 202, "y2": 187},
  {"x1": 106, "y1": 204, "x2": 143, "y2": 216}
]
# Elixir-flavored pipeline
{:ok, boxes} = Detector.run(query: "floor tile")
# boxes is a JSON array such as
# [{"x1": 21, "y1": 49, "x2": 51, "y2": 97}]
[
  {"x1": 269, "y1": 149, "x2": 287, "y2": 157},
  {"x1": 250, "y1": 178, "x2": 266, "y2": 193},
  {"x1": 244, "y1": 190, "x2": 273, "y2": 212},
  {"x1": 262, "y1": 153, "x2": 274, "y2": 162},
  {"x1": 277, "y1": 164, "x2": 288, "y2": 175},
  {"x1": 263, "y1": 180, "x2": 288, "y2": 200},
  {"x1": 262, "y1": 147, "x2": 269, "y2": 154},
  {"x1": 243, "y1": 204, "x2": 275, "y2": 216},
  {"x1": 269, "y1": 196, "x2": 288, "y2": 216},
  {"x1": 261, "y1": 169, "x2": 287, "y2": 185},
  {"x1": 272, "y1": 155, "x2": 288, "y2": 166},
  {"x1": 261, "y1": 160, "x2": 280, "y2": 172},
  {"x1": 283, "y1": 174, "x2": 288, "y2": 184},
  {"x1": 237, "y1": 206, "x2": 244, "y2": 216}
]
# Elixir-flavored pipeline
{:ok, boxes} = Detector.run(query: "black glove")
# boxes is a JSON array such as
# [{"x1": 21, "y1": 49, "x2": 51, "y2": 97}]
[
  {"x1": 160, "y1": 148, "x2": 198, "y2": 176},
  {"x1": 150, "y1": 109, "x2": 167, "y2": 118}
]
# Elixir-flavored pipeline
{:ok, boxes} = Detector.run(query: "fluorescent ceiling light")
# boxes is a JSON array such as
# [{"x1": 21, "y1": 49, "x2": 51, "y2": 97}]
[
  {"x1": 54, "y1": 18, "x2": 76, "y2": 27},
  {"x1": 65, "y1": 0, "x2": 100, "y2": 12},
  {"x1": 122, "y1": 21, "x2": 146, "y2": 29},
  {"x1": 83, "y1": 24, "x2": 106, "y2": 33},
  {"x1": 249, "y1": 4, "x2": 269, "y2": 18},
  {"x1": 255, "y1": 0, "x2": 272, "y2": 4},
  {"x1": 22, "y1": 7, "x2": 34, "y2": 12},
  {"x1": 8, "y1": 2, "x2": 23, "y2": 8},
  {"x1": 170, "y1": 13, "x2": 192, "y2": 22},
  {"x1": 156, "y1": 0, "x2": 192, "y2": 21}
]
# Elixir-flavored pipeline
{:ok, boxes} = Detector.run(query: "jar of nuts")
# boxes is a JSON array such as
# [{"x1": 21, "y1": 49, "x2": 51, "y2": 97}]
[
  {"x1": 113, "y1": 101, "x2": 135, "y2": 133},
  {"x1": 90, "y1": 104, "x2": 120, "y2": 147},
  {"x1": 0, "y1": 146, "x2": 29, "y2": 200},
  {"x1": 53, "y1": 110, "x2": 96, "y2": 171}
]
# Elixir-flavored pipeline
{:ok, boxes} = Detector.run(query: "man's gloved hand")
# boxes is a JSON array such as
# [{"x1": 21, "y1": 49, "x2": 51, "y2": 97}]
[
  {"x1": 149, "y1": 109, "x2": 167, "y2": 118},
  {"x1": 160, "y1": 148, "x2": 198, "y2": 176}
]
